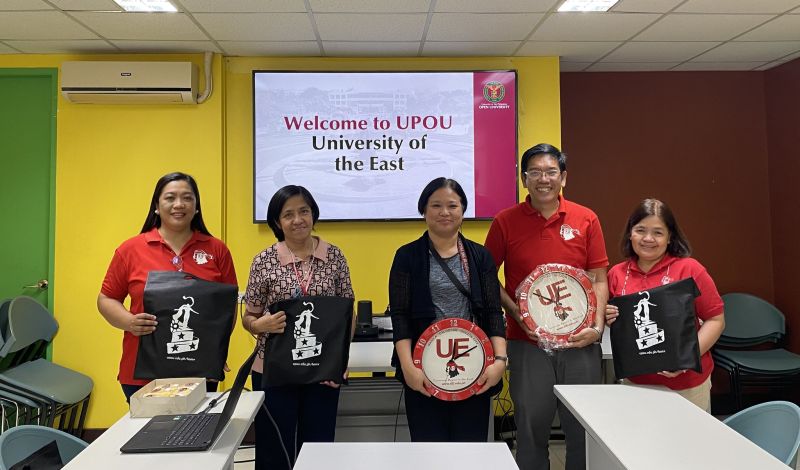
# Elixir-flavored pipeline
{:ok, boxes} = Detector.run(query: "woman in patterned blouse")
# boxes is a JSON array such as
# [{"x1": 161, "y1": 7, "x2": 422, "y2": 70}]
[{"x1": 243, "y1": 185, "x2": 354, "y2": 470}]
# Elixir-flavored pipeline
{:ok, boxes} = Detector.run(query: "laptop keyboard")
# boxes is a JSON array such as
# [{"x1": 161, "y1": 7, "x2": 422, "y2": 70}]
[{"x1": 162, "y1": 414, "x2": 215, "y2": 446}]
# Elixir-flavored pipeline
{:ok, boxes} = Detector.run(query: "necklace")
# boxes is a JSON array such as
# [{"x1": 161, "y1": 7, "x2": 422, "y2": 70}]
[{"x1": 287, "y1": 238, "x2": 316, "y2": 296}]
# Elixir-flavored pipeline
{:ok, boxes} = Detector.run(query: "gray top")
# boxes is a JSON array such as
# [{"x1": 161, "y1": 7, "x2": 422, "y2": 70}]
[{"x1": 429, "y1": 252, "x2": 472, "y2": 321}]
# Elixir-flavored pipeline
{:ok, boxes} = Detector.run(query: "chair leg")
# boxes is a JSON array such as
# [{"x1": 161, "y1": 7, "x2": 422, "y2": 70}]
[
  {"x1": 732, "y1": 367, "x2": 744, "y2": 412},
  {"x1": 75, "y1": 394, "x2": 90, "y2": 437}
]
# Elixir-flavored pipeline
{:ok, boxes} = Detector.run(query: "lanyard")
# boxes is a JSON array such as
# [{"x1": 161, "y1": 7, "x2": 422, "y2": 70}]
[{"x1": 291, "y1": 260, "x2": 314, "y2": 296}]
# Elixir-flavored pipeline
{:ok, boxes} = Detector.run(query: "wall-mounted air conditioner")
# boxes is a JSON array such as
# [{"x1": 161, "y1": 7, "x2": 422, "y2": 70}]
[{"x1": 61, "y1": 61, "x2": 198, "y2": 104}]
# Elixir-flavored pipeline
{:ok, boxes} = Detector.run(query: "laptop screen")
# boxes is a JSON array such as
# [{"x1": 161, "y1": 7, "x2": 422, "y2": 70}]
[{"x1": 210, "y1": 351, "x2": 257, "y2": 435}]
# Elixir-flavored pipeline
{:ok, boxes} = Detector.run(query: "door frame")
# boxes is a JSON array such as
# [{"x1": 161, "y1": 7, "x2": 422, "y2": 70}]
[{"x1": 0, "y1": 68, "x2": 57, "y2": 308}]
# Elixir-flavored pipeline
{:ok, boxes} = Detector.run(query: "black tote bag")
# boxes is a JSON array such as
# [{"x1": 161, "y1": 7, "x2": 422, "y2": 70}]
[
  {"x1": 609, "y1": 277, "x2": 702, "y2": 379},
  {"x1": 134, "y1": 271, "x2": 237, "y2": 381},
  {"x1": 262, "y1": 296, "x2": 354, "y2": 387}
]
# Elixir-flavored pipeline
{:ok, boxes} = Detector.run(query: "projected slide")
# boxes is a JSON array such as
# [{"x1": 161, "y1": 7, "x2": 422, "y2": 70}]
[{"x1": 253, "y1": 71, "x2": 517, "y2": 222}]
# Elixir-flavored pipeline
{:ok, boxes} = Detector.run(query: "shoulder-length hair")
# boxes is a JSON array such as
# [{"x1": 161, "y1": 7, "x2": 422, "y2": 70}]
[
  {"x1": 140, "y1": 172, "x2": 211, "y2": 235},
  {"x1": 621, "y1": 198, "x2": 691, "y2": 259},
  {"x1": 266, "y1": 185, "x2": 320, "y2": 241}
]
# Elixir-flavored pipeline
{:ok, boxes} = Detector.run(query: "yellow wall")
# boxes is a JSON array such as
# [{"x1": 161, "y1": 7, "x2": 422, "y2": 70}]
[{"x1": 0, "y1": 54, "x2": 560, "y2": 428}]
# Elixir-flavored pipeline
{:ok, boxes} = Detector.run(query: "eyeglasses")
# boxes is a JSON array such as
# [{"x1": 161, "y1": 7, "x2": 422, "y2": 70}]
[{"x1": 524, "y1": 169, "x2": 561, "y2": 179}]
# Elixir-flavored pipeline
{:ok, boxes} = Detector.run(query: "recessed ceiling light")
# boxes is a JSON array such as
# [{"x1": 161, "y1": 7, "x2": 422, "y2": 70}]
[
  {"x1": 558, "y1": 0, "x2": 619, "y2": 12},
  {"x1": 113, "y1": 0, "x2": 177, "y2": 12}
]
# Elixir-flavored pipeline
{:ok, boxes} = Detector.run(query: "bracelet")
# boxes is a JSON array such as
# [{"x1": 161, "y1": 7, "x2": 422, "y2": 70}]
[{"x1": 589, "y1": 326, "x2": 602, "y2": 341}]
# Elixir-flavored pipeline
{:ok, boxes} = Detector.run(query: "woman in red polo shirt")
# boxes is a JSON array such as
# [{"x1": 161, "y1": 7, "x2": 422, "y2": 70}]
[
  {"x1": 605, "y1": 198, "x2": 725, "y2": 411},
  {"x1": 98, "y1": 172, "x2": 237, "y2": 401}
]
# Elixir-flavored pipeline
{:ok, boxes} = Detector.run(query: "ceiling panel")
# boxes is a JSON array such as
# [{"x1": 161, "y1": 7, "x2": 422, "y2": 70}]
[
  {"x1": 315, "y1": 13, "x2": 426, "y2": 41},
  {"x1": 517, "y1": 41, "x2": 621, "y2": 61},
  {"x1": 635, "y1": 13, "x2": 773, "y2": 41},
  {"x1": 193, "y1": 13, "x2": 315, "y2": 41},
  {"x1": 0, "y1": 11, "x2": 99, "y2": 40},
  {"x1": 5, "y1": 39, "x2": 116, "y2": 53},
  {"x1": 324, "y1": 41, "x2": 420, "y2": 56},
  {"x1": 532, "y1": 13, "x2": 660, "y2": 41},
  {"x1": 612, "y1": 0, "x2": 683, "y2": 13},
  {"x1": 602, "y1": 41, "x2": 720, "y2": 62},
  {"x1": 736, "y1": 15, "x2": 800, "y2": 41},
  {"x1": 435, "y1": 0, "x2": 557, "y2": 13},
  {"x1": 49, "y1": 0, "x2": 122, "y2": 11},
  {"x1": 587, "y1": 61, "x2": 679, "y2": 71},
  {"x1": 71, "y1": 11, "x2": 207, "y2": 39},
  {"x1": 0, "y1": 42, "x2": 20, "y2": 52},
  {"x1": 218, "y1": 41, "x2": 320, "y2": 56},
  {"x1": 0, "y1": 0, "x2": 798, "y2": 70},
  {"x1": 675, "y1": 0, "x2": 800, "y2": 14},
  {"x1": 693, "y1": 41, "x2": 800, "y2": 62},
  {"x1": 310, "y1": 0, "x2": 430, "y2": 13},
  {"x1": 428, "y1": 13, "x2": 543, "y2": 41},
  {"x1": 0, "y1": 0, "x2": 53, "y2": 10},
  {"x1": 422, "y1": 41, "x2": 520, "y2": 55},
  {"x1": 672, "y1": 61, "x2": 768, "y2": 70},
  {"x1": 691, "y1": 41, "x2": 800, "y2": 61},
  {"x1": 111, "y1": 39, "x2": 221, "y2": 52},
  {"x1": 559, "y1": 61, "x2": 592, "y2": 71},
  {"x1": 178, "y1": 0, "x2": 302, "y2": 12}
]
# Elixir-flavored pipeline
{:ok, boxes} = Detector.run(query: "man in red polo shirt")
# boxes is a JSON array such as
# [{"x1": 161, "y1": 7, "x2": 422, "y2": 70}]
[{"x1": 485, "y1": 143, "x2": 608, "y2": 470}]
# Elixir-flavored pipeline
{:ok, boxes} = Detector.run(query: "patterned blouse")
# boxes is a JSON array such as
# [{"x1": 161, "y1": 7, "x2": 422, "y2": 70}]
[{"x1": 245, "y1": 237, "x2": 354, "y2": 373}]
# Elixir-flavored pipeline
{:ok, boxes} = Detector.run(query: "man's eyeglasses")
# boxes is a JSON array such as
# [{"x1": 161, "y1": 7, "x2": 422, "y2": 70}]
[{"x1": 524, "y1": 169, "x2": 561, "y2": 179}]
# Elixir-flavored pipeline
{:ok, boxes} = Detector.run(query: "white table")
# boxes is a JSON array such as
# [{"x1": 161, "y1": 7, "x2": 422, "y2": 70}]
[
  {"x1": 554, "y1": 384, "x2": 790, "y2": 470},
  {"x1": 294, "y1": 442, "x2": 519, "y2": 470},
  {"x1": 348, "y1": 341, "x2": 394, "y2": 373},
  {"x1": 63, "y1": 391, "x2": 264, "y2": 470}
]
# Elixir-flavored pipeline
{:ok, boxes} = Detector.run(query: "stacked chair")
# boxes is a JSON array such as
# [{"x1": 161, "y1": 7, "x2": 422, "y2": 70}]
[
  {"x1": 722, "y1": 400, "x2": 800, "y2": 467},
  {"x1": 712, "y1": 293, "x2": 800, "y2": 411},
  {"x1": 0, "y1": 296, "x2": 93, "y2": 437},
  {"x1": 0, "y1": 424, "x2": 87, "y2": 469}
]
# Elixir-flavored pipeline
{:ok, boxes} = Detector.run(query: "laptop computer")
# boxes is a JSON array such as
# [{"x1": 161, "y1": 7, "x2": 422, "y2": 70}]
[{"x1": 120, "y1": 351, "x2": 257, "y2": 453}]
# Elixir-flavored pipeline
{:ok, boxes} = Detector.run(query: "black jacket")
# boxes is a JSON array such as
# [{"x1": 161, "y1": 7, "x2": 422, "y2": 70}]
[{"x1": 388, "y1": 232, "x2": 505, "y2": 384}]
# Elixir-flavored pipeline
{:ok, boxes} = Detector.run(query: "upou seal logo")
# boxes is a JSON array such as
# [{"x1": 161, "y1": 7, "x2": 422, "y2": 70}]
[{"x1": 483, "y1": 81, "x2": 505, "y2": 103}]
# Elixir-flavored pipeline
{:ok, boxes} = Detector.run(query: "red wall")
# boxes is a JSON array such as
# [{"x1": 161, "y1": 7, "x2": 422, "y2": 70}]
[
  {"x1": 765, "y1": 59, "x2": 800, "y2": 353},
  {"x1": 560, "y1": 71, "x2": 777, "y2": 327}
]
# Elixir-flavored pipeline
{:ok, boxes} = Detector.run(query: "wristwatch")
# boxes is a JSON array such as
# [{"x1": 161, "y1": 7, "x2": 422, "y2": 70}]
[{"x1": 494, "y1": 355, "x2": 508, "y2": 367}]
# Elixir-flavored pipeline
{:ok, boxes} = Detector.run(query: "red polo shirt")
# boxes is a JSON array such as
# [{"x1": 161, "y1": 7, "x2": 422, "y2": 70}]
[
  {"x1": 485, "y1": 196, "x2": 609, "y2": 342},
  {"x1": 608, "y1": 255, "x2": 724, "y2": 390},
  {"x1": 101, "y1": 228, "x2": 237, "y2": 385}
]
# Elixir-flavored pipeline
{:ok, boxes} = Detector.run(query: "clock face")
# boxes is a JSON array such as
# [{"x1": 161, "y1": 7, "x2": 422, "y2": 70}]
[
  {"x1": 517, "y1": 264, "x2": 596, "y2": 343},
  {"x1": 413, "y1": 318, "x2": 494, "y2": 401}
]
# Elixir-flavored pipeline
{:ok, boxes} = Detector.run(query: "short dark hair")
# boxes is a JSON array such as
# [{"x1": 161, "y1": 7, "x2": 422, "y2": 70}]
[
  {"x1": 266, "y1": 185, "x2": 320, "y2": 241},
  {"x1": 140, "y1": 172, "x2": 211, "y2": 235},
  {"x1": 621, "y1": 198, "x2": 691, "y2": 259},
  {"x1": 520, "y1": 143, "x2": 567, "y2": 177},
  {"x1": 417, "y1": 177, "x2": 468, "y2": 215}
]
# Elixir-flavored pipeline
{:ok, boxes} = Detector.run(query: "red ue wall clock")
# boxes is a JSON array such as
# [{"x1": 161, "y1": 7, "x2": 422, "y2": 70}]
[{"x1": 413, "y1": 318, "x2": 494, "y2": 401}]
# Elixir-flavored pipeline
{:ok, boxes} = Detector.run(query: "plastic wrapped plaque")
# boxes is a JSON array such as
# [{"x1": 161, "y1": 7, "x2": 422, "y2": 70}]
[{"x1": 517, "y1": 264, "x2": 597, "y2": 349}]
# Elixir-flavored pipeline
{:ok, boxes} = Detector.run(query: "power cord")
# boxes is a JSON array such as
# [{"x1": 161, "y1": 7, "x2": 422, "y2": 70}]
[
  {"x1": 262, "y1": 400, "x2": 293, "y2": 469},
  {"x1": 201, "y1": 388, "x2": 231, "y2": 414}
]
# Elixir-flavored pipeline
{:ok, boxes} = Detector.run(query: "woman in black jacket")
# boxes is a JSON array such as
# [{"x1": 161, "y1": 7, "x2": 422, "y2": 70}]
[{"x1": 389, "y1": 177, "x2": 507, "y2": 442}]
